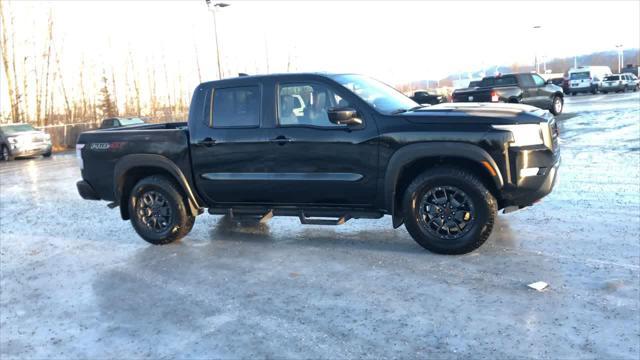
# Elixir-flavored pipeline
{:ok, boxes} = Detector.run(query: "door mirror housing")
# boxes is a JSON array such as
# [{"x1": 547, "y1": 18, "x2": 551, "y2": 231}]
[
  {"x1": 328, "y1": 107, "x2": 362, "y2": 126},
  {"x1": 546, "y1": 79, "x2": 553, "y2": 85}
]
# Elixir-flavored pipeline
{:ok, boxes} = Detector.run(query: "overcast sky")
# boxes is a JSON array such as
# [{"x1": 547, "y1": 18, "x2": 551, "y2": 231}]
[{"x1": 2, "y1": 0, "x2": 639, "y2": 99}]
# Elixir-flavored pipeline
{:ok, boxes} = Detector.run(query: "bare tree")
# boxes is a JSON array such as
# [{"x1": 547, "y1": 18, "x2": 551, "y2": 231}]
[
  {"x1": 41, "y1": 10, "x2": 53, "y2": 126},
  {"x1": 54, "y1": 42, "x2": 72, "y2": 122}
]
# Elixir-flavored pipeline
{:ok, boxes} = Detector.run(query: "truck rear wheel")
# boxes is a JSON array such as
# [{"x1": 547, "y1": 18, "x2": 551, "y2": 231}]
[
  {"x1": 128, "y1": 175, "x2": 195, "y2": 245},
  {"x1": 402, "y1": 167, "x2": 497, "y2": 254}
]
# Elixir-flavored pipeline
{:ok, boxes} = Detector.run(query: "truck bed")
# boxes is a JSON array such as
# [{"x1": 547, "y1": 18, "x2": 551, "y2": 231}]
[{"x1": 77, "y1": 122, "x2": 192, "y2": 202}]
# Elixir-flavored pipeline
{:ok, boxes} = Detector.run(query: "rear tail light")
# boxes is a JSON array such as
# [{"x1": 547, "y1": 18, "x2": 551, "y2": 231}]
[
  {"x1": 491, "y1": 91, "x2": 499, "y2": 102},
  {"x1": 76, "y1": 144, "x2": 85, "y2": 170}
]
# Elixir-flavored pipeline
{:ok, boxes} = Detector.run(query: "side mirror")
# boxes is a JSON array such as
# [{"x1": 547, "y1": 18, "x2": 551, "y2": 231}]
[
  {"x1": 328, "y1": 107, "x2": 362, "y2": 126},
  {"x1": 546, "y1": 79, "x2": 553, "y2": 85}
]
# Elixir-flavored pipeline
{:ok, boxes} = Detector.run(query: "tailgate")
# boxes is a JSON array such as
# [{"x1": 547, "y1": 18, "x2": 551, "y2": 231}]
[{"x1": 453, "y1": 89, "x2": 492, "y2": 102}]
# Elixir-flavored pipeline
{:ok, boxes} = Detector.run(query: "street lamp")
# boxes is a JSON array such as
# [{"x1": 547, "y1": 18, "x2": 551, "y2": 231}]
[
  {"x1": 615, "y1": 44, "x2": 624, "y2": 73},
  {"x1": 206, "y1": 1, "x2": 230, "y2": 80},
  {"x1": 532, "y1": 25, "x2": 542, "y2": 73}
]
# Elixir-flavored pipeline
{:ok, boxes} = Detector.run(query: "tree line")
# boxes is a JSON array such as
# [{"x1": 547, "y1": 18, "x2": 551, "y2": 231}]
[{"x1": 0, "y1": 0, "x2": 192, "y2": 127}]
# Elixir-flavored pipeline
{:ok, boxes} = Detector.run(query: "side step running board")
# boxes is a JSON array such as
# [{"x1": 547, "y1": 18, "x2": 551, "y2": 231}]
[{"x1": 299, "y1": 212, "x2": 351, "y2": 226}]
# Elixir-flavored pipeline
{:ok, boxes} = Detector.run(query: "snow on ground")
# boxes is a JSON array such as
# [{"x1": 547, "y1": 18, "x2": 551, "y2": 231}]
[{"x1": 1, "y1": 92, "x2": 639, "y2": 358}]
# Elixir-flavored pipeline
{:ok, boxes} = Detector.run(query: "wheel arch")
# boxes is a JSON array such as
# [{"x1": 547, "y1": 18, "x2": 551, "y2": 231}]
[
  {"x1": 383, "y1": 142, "x2": 504, "y2": 228},
  {"x1": 114, "y1": 154, "x2": 202, "y2": 220}
]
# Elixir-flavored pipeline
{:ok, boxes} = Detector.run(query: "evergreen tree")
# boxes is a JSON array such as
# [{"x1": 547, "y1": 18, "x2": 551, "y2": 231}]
[{"x1": 99, "y1": 73, "x2": 118, "y2": 118}]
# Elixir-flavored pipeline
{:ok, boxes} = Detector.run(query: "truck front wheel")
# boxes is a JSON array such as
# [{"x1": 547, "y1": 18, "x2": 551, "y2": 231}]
[
  {"x1": 550, "y1": 95, "x2": 563, "y2": 115},
  {"x1": 402, "y1": 167, "x2": 497, "y2": 254},
  {"x1": 128, "y1": 175, "x2": 195, "y2": 245}
]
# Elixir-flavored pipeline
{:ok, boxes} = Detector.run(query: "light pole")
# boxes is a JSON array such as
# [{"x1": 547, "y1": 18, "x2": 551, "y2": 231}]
[
  {"x1": 206, "y1": 1, "x2": 230, "y2": 80},
  {"x1": 615, "y1": 44, "x2": 624, "y2": 73},
  {"x1": 532, "y1": 25, "x2": 541, "y2": 73}
]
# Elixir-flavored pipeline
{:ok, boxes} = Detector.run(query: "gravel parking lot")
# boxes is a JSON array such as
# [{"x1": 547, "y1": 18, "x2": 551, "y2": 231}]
[{"x1": 1, "y1": 92, "x2": 639, "y2": 358}]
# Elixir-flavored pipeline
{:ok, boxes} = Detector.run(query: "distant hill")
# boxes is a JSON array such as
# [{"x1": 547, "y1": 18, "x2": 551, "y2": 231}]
[{"x1": 398, "y1": 48, "x2": 639, "y2": 92}]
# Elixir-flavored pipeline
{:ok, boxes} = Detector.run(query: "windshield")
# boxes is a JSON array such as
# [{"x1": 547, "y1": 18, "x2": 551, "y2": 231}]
[
  {"x1": 570, "y1": 72, "x2": 590, "y2": 80},
  {"x1": 604, "y1": 75, "x2": 620, "y2": 81},
  {"x1": 118, "y1": 118, "x2": 144, "y2": 126},
  {"x1": 0, "y1": 124, "x2": 37, "y2": 135},
  {"x1": 330, "y1": 74, "x2": 418, "y2": 115}
]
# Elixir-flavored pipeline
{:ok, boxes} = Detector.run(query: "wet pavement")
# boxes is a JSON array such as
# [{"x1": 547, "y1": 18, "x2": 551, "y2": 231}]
[{"x1": 1, "y1": 92, "x2": 639, "y2": 358}]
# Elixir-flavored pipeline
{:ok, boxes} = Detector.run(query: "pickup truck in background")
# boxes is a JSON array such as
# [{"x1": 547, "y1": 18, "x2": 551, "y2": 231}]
[
  {"x1": 409, "y1": 90, "x2": 447, "y2": 105},
  {"x1": 452, "y1": 73, "x2": 565, "y2": 115},
  {"x1": 76, "y1": 73, "x2": 560, "y2": 255},
  {"x1": 1, "y1": 123, "x2": 53, "y2": 161}
]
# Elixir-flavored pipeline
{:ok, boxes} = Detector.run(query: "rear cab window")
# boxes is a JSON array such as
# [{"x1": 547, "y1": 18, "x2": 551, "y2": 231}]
[
  {"x1": 481, "y1": 76, "x2": 517, "y2": 87},
  {"x1": 206, "y1": 86, "x2": 261, "y2": 128}
]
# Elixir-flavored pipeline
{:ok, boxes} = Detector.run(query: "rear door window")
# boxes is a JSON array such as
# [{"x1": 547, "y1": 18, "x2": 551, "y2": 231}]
[{"x1": 208, "y1": 86, "x2": 261, "y2": 128}]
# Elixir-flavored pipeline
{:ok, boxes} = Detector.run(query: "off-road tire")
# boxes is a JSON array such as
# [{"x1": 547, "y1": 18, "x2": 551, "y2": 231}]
[
  {"x1": 402, "y1": 167, "x2": 497, "y2": 254},
  {"x1": 128, "y1": 175, "x2": 195, "y2": 245},
  {"x1": 549, "y1": 95, "x2": 563, "y2": 115}
]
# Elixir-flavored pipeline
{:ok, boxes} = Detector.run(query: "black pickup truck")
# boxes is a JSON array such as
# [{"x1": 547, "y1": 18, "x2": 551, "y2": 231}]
[
  {"x1": 452, "y1": 73, "x2": 565, "y2": 115},
  {"x1": 76, "y1": 73, "x2": 560, "y2": 254}
]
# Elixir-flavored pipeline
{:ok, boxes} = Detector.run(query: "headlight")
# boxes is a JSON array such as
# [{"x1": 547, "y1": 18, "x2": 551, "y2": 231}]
[{"x1": 492, "y1": 124, "x2": 543, "y2": 147}]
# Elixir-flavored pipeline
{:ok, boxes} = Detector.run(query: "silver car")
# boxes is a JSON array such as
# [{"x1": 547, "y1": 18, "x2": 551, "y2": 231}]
[
  {"x1": 601, "y1": 74, "x2": 638, "y2": 94},
  {"x1": 0, "y1": 123, "x2": 53, "y2": 161}
]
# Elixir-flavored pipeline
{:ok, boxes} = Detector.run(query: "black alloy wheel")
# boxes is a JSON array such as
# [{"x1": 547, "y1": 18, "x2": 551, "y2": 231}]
[
  {"x1": 136, "y1": 190, "x2": 173, "y2": 233},
  {"x1": 418, "y1": 186, "x2": 476, "y2": 240}
]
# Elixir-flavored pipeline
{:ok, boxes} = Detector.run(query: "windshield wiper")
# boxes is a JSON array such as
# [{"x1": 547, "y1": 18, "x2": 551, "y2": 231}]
[
  {"x1": 390, "y1": 108, "x2": 408, "y2": 115},
  {"x1": 408, "y1": 105, "x2": 427, "y2": 111}
]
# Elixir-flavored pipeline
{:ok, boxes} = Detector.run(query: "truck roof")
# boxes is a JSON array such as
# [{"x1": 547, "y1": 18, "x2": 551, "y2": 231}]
[{"x1": 198, "y1": 72, "x2": 349, "y2": 86}]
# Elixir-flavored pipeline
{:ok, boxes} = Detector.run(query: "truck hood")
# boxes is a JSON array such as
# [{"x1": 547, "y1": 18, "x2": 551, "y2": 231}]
[{"x1": 401, "y1": 102, "x2": 553, "y2": 125}]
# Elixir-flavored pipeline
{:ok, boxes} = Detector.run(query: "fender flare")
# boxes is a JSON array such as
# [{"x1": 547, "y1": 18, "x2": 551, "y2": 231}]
[
  {"x1": 113, "y1": 154, "x2": 202, "y2": 219},
  {"x1": 383, "y1": 142, "x2": 504, "y2": 227}
]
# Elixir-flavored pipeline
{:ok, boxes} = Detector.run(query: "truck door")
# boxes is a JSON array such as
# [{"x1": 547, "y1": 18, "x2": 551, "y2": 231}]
[
  {"x1": 189, "y1": 83, "x2": 274, "y2": 205},
  {"x1": 260, "y1": 80, "x2": 379, "y2": 206},
  {"x1": 532, "y1": 73, "x2": 552, "y2": 109},
  {"x1": 518, "y1": 74, "x2": 540, "y2": 107}
]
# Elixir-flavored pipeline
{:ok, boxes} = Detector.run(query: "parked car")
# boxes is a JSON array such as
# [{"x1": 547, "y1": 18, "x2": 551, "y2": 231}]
[
  {"x1": 410, "y1": 90, "x2": 447, "y2": 105},
  {"x1": 627, "y1": 73, "x2": 640, "y2": 91},
  {"x1": 451, "y1": 73, "x2": 564, "y2": 115},
  {"x1": 600, "y1": 74, "x2": 638, "y2": 93},
  {"x1": 548, "y1": 77, "x2": 570, "y2": 95},
  {"x1": 76, "y1": 72, "x2": 560, "y2": 255},
  {"x1": 620, "y1": 64, "x2": 639, "y2": 77},
  {"x1": 0, "y1": 123, "x2": 52, "y2": 161},
  {"x1": 567, "y1": 66, "x2": 612, "y2": 95},
  {"x1": 99, "y1": 117, "x2": 146, "y2": 129}
]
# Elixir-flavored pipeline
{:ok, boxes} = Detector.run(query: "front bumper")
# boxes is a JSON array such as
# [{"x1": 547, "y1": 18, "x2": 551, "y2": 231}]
[
  {"x1": 77, "y1": 180, "x2": 101, "y2": 200},
  {"x1": 500, "y1": 145, "x2": 560, "y2": 208},
  {"x1": 10, "y1": 142, "x2": 52, "y2": 157}
]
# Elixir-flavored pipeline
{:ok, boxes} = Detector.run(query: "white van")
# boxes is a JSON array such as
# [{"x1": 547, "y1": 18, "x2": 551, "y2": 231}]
[{"x1": 568, "y1": 66, "x2": 612, "y2": 95}]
